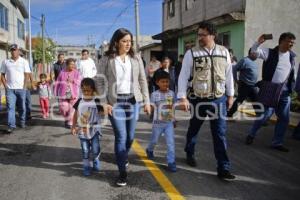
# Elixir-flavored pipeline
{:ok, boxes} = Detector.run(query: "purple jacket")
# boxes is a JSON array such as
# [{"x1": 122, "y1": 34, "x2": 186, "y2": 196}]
[{"x1": 54, "y1": 69, "x2": 81, "y2": 99}]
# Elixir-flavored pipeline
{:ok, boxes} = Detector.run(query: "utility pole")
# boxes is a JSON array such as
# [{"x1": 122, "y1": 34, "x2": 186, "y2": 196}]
[
  {"x1": 41, "y1": 14, "x2": 46, "y2": 73},
  {"x1": 28, "y1": 0, "x2": 33, "y2": 72},
  {"x1": 135, "y1": 0, "x2": 140, "y2": 52}
]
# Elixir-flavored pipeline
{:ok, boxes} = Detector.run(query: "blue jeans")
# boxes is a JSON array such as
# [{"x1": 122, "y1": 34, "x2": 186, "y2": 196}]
[
  {"x1": 79, "y1": 132, "x2": 101, "y2": 160},
  {"x1": 6, "y1": 89, "x2": 26, "y2": 128},
  {"x1": 148, "y1": 122, "x2": 175, "y2": 163},
  {"x1": 25, "y1": 90, "x2": 32, "y2": 118},
  {"x1": 249, "y1": 107, "x2": 274, "y2": 136},
  {"x1": 109, "y1": 96, "x2": 140, "y2": 172},
  {"x1": 185, "y1": 95, "x2": 230, "y2": 172},
  {"x1": 249, "y1": 91, "x2": 290, "y2": 146}
]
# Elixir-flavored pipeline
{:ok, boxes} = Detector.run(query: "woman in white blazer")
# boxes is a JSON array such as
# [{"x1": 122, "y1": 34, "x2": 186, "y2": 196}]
[{"x1": 95, "y1": 28, "x2": 151, "y2": 187}]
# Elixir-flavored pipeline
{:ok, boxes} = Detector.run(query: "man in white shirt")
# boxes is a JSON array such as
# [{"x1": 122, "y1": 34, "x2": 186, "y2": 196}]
[
  {"x1": 178, "y1": 22, "x2": 235, "y2": 180},
  {"x1": 246, "y1": 33, "x2": 296, "y2": 152},
  {"x1": 76, "y1": 49, "x2": 97, "y2": 78},
  {"x1": 1, "y1": 44, "x2": 31, "y2": 133}
]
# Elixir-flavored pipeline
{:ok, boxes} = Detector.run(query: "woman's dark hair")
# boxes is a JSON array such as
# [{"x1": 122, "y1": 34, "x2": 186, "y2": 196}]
[
  {"x1": 66, "y1": 58, "x2": 75, "y2": 66},
  {"x1": 105, "y1": 28, "x2": 135, "y2": 58},
  {"x1": 80, "y1": 78, "x2": 97, "y2": 92},
  {"x1": 198, "y1": 22, "x2": 217, "y2": 37}
]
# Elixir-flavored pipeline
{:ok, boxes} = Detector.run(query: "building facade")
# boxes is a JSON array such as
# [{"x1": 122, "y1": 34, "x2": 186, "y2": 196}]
[
  {"x1": 0, "y1": 0, "x2": 28, "y2": 62},
  {"x1": 155, "y1": 0, "x2": 300, "y2": 65},
  {"x1": 56, "y1": 45, "x2": 98, "y2": 62}
]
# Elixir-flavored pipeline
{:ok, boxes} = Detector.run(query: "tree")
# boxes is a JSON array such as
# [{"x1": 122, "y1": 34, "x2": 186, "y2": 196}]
[{"x1": 32, "y1": 37, "x2": 56, "y2": 64}]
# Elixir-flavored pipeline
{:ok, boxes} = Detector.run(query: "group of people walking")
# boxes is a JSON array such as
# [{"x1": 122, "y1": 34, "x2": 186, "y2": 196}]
[{"x1": 1, "y1": 22, "x2": 299, "y2": 187}]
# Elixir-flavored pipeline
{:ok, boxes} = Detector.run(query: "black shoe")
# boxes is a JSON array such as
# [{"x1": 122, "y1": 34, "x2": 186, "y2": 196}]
[
  {"x1": 116, "y1": 171, "x2": 127, "y2": 187},
  {"x1": 7, "y1": 128, "x2": 15, "y2": 134},
  {"x1": 271, "y1": 145, "x2": 289, "y2": 152},
  {"x1": 218, "y1": 171, "x2": 236, "y2": 180},
  {"x1": 186, "y1": 156, "x2": 197, "y2": 167},
  {"x1": 245, "y1": 135, "x2": 254, "y2": 145}
]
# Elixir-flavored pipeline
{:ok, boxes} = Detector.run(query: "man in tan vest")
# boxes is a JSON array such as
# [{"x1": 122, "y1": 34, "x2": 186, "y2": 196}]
[{"x1": 178, "y1": 22, "x2": 235, "y2": 180}]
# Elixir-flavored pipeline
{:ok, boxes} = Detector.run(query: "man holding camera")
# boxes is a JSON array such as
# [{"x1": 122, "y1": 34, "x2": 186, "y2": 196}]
[{"x1": 246, "y1": 33, "x2": 296, "y2": 152}]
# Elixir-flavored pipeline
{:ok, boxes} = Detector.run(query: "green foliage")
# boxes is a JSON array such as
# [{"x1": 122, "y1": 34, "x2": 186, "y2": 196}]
[
  {"x1": 291, "y1": 92, "x2": 300, "y2": 113},
  {"x1": 33, "y1": 37, "x2": 56, "y2": 64}
]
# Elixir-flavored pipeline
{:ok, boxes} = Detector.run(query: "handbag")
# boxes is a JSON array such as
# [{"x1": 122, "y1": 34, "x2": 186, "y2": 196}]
[
  {"x1": 256, "y1": 81, "x2": 285, "y2": 107},
  {"x1": 256, "y1": 69, "x2": 291, "y2": 108}
]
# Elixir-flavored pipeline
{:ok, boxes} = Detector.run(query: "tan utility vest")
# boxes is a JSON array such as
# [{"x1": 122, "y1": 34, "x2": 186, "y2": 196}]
[{"x1": 191, "y1": 45, "x2": 229, "y2": 98}]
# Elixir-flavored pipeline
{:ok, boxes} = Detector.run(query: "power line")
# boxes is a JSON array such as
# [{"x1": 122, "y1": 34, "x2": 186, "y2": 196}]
[
  {"x1": 47, "y1": 0, "x2": 111, "y2": 24},
  {"x1": 101, "y1": 1, "x2": 134, "y2": 42},
  {"x1": 31, "y1": 15, "x2": 40, "y2": 21}
]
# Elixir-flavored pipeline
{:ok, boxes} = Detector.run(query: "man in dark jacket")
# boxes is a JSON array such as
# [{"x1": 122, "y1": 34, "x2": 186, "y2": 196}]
[
  {"x1": 246, "y1": 32, "x2": 296, "y2": 152},
  {"x1": 51, "y1": 53, "x2": 66, "y2": 82}
]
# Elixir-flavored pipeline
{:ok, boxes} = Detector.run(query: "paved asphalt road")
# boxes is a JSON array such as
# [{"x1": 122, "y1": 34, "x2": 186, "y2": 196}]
[{"x1": 0, "y1": 94, "x2": 299, "y2": 200}]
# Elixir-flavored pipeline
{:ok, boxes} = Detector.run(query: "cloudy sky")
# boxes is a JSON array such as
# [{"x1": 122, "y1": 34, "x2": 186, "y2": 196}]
[{"x1": 29, "y1": 0, "x2": 162, "y2": 46}]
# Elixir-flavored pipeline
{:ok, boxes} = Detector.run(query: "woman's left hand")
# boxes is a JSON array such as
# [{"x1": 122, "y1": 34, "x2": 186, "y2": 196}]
[{"x1": 144, "y1": 104, "x2": 151, "y2": 115}]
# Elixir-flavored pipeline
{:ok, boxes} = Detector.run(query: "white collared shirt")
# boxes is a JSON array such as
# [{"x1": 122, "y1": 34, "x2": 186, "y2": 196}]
[
  {"x1": 0, "y1": 57, "x2": 31, "y2": 89},
  {"x1": 76, "y1": 57, "x2": 97, "y2": 78},
  {"x1": 115, "y1": 55, "x2": 132, "y2": 94}
]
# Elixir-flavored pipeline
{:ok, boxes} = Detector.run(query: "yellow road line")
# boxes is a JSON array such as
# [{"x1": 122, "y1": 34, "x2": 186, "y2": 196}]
[
  {"x1": 132, "y1": 141, "x2": 185, "y2": 200},
  {"x1": 239, "y1": 109, "x2": 297, "y2": 128}
]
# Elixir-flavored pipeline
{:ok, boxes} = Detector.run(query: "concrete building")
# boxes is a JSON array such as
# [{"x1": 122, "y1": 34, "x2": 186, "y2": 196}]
[
  {"x1": 56, "y1": 45, "x2": 98, "y2": 62},
  {"x1": 154, "y1": 0, "x2": 300, "y2": 65},
  {"x1": 0, "y1": 0, "x2": 28, "y2": 61},
  {"x1": 139, "y1": 42, "x2": 162, "y2": 66}
]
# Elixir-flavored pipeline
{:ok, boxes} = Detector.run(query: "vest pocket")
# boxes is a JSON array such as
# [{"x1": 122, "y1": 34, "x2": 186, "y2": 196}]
[
  {"x1": 193, "y1": 70, "x2": 209, "y2": 96},
  {"x1": 215, "y1": 76, "x2": 226, "y2": 96}
]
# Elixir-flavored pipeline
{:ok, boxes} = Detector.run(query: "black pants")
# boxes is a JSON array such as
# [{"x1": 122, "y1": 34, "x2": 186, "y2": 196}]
[{"x1": 227, "y1": 81, "x2": 260, "y2": 117}]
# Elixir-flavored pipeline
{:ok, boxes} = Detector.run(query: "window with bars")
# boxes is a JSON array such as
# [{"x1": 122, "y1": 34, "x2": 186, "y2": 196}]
[
  {"x1": 17, "y1": 19, "x2": 25, "y2": 40},
  {"x1": 185, "y1": 0, "x2": 195, "y2": 11},
  {"x1": 0, "y1": 3, "x2": 8, "y2": 31},
  {"x1": 217, "y1": 32, "x2": 231, "y2": 48},
  {"x1": 168, "y1": 0, "x2": 175, "y2": 18}
]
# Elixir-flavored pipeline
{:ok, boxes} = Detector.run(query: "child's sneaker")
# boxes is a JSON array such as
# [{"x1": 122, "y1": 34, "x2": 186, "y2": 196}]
[
  {"x1": 146, "y1": 148, "x2": 154, "y2": 160},
  {"x1": 83, "y1": 166, "x2": 91, "y2": 176},
  {"x1": 93, "y1": 159, "x2": 101, "y2": 172},
  {"x1": 167, "y1": 162, "x2": 177, "y2": 172}
]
